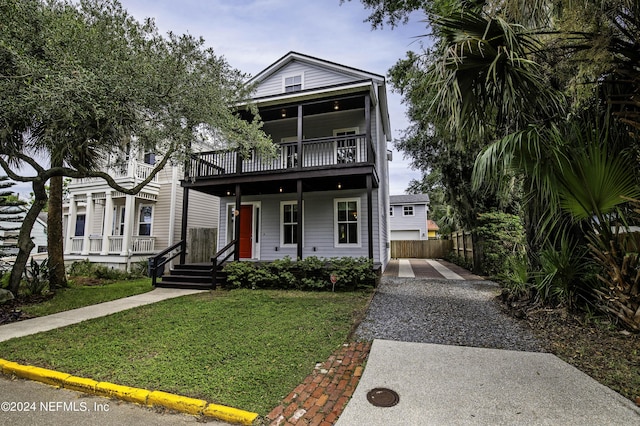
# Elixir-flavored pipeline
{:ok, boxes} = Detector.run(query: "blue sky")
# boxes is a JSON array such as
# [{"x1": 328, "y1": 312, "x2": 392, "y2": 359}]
[
  {"x1": 12, "y1": 0, "x2": 427, "y2": 198},
  {"x1": 120, "y1": 0, "x2": 428, "y2": 195}
]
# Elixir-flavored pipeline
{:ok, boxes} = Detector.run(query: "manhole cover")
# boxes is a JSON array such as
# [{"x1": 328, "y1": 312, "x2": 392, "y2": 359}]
[{"x1": 366, "y1": 388, "x2": 400, "y2": 407}]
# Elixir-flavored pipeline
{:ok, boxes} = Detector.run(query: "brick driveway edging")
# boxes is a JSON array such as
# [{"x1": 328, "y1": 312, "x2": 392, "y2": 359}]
[{"x1": 266, "y1": 341, "x2": 371, "y2": 426}]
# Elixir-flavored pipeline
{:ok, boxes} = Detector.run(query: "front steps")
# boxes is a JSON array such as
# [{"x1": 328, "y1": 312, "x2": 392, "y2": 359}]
[{"x1": 155, "y1": 263, "x2": 227, "y2": 289}]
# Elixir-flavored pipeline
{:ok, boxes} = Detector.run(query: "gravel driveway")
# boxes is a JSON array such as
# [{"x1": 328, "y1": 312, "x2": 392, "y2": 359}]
[{"x1": 355, "y1": 277, "x2": 543, "y2": 352}]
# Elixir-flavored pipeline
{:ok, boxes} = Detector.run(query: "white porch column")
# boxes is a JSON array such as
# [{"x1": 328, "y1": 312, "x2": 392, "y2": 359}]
[
  {"x1": 120, "y1": 194, "x2": 135, "y2": 256},
  {"x1": 101, "y1": 191, "x2": 114, "y2": 255},
  {"x1": 81, "y1": 192, "x2": 94, "y2": 255},
  {"x1": 64, "y1": 195, "x2": 77, "y2": 255}
]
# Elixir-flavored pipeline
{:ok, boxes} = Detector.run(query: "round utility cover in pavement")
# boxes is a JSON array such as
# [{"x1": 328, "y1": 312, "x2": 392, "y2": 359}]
[{"x1": 366, "y1": 388, "x2": 400, "y2": 407}]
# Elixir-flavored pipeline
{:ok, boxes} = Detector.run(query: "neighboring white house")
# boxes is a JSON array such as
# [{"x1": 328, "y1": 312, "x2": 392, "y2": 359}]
[
  {"x1": 0, "y1": 206, "x2": 48, "y2": 257},
  {"x1": 62, "y1": 148, "x2": 219, "y2": 270},
  {"x1": 389, "y1": 194, "x2": 430, "y2": 240},
  {"x1": 182, "y1": 52, "x2": 393, "y2": 269}
]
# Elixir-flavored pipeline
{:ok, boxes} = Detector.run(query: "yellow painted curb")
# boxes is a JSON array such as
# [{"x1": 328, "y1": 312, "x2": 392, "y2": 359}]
[
  {"x1": 0, "y1": 359, "x2": 260, "y2": 424},
  {"x1": 95, "y1": 382, "x2": 150, "y2": 405},
  {"x1": 204, "y1": 402, "x2": 259, "y2": 425},
  {"x1": 148, "y1": 390, "x2": 207, "y2": 415},
  {"x1": 0, "y1": 359, "x2": 20, "y2": 374},
  {"x1": 63, "y1": 375, "x2": 99, "y2": 393},
  {"x1": 5, "y1": 363, "x2": 71, "y2": 387}
]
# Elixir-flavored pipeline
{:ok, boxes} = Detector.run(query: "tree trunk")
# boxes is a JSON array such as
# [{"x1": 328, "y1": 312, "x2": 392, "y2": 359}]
[
  {"x1": 8, "y1": 181, "x2": 47, "y2": 295},
  {"x1": 48, "y1": 174, "x2": 67, "y2": 289}
]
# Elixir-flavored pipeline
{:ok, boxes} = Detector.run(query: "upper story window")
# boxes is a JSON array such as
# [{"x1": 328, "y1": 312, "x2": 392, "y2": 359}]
[
  {"x1": 143, "y1": 152, "x2": 156, "y2": 165},
  {"x1": 403, "y1": 206, "x2": 414, "y2": 216},
  {"x1": 284, "y1": 74, "x2": 302, "y2": 93}
]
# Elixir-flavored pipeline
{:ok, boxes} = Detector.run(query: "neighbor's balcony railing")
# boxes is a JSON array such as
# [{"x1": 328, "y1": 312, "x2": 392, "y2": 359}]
[
  {"x1": 68, "y1": 236, "x2": 156, "y2": 254},
  {"x1": 70, "y1": 160, "x2": 159, "y2": 186},
  {"x1": 186, "y1": 134, "x2": 374, "y2": 179}
]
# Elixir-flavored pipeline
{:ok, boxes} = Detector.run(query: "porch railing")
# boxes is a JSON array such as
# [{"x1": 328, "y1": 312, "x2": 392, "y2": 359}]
[
  {"x1": 211, "y1": 239, "x2": 237, "y2": 288},
  {"x1": 69, "y1": 235, "x2": 156, "y2": 254},
  {"x1": 186, "y1": 134, "x2": 372, "y2": 180},
  {"x1": 150, "y1": 240, "x2": 186, "y2": 287}
]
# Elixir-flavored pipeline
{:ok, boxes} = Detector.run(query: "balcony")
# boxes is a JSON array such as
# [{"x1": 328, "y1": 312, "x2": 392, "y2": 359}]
[
  {"x1": 186, "y1": 133, "x2": 375, "y2": 183},
  {"x1": 68, "y1": 160, "x2": 159, "y2": 188}
]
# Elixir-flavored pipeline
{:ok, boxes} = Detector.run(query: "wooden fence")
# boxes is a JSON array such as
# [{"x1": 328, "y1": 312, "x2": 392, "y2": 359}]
[
  {"x1": 187, "y1": 228, "x2": 218, "y2": 263},
  {"x1": 390, "y1": 239, "x2": 453, "y2": 259},
  {"x1": 450, "y1": 231, "x2": 474, "y2": 265}
]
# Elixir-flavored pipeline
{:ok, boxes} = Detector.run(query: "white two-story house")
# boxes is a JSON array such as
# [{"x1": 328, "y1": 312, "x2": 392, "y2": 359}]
[{"x1": 161, "y1": 52, "x2": 392, "y2": 285}]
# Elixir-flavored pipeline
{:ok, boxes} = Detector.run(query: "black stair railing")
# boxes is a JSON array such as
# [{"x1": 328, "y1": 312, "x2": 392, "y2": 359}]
[
  {"x1": 149, "y1": 240, "x2": 186, "y2": 287},
  {"x1": 211, "y1": 239, "x2": 237, "y2": 288}
]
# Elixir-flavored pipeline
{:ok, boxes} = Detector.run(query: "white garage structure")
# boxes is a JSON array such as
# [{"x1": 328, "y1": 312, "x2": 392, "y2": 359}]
[{"x1": 389, "y1": 194, "x2": 430, "y2": 241}]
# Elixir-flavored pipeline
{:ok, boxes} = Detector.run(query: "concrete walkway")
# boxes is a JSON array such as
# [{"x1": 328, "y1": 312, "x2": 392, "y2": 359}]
[
  {"x1": 337, "y1": 340, "x2": 640, "y2": 425},
  {"x1": 0, "y1": 288, "x2": 205, "y2": 342}
]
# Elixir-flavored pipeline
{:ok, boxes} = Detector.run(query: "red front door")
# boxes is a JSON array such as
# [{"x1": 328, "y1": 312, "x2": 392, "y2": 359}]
[{"x1": 239, "y1": 205, "x2": 253, "y2": 258}]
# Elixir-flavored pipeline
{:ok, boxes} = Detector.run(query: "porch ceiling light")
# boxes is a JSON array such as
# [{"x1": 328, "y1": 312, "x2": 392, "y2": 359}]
[
  {"x1": 333, "y1": 101, "x2": 339, "y2": 110},
  {"x1": 281, "y1": 109, "x2": 287, "y2": 118},
  {"x1": 279, "y1": 186, "x2": 283, "y2": 193},
  {"x1": 337, "y1": 182, "x2": 342, "y2": 189}
]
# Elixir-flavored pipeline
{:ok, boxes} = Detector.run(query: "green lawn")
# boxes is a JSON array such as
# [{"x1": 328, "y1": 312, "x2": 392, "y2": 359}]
[
  {"x1": 0, "y1": 289, "x2": 371, "y2": 415},
  {"x1": 20, "y1": 278, "x2": 153, "y2": 317}
]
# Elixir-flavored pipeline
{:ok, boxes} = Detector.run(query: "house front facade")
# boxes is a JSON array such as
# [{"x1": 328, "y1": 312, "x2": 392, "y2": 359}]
[
  {"x1": 181, "y1": 52, "x2": 392, "y2": 269},
  {"x1": 389, "y1": 194, "x2": 430, "y2": 241}
]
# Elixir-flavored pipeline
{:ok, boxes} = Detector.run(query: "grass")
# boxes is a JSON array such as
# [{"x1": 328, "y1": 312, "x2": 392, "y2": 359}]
[
  {"x1": 0, "y1": 289, "x2": 371, "y2": 415},
  {"x1": 19, "y1": 278, "x2": 153, "y2": 317}
]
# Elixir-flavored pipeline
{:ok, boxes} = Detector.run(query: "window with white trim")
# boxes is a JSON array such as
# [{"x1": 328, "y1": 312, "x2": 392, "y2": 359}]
[
  {"x1": 335, "y1": 198, "x2": 360, "y2": 246},
  {"x1": 284, "y1": 74, "x2": 302, "y2": 93},
  {"x1": 281, "y1": 201, "x2": 298, "y2": 246},
  {"x1": 74, "y1": 214, "x2": 86, "y2": 237},
  {"x1": 138, "y1": 205, "x2": 153, "y2": 236},
  {"x1": 403, "y1": 206, "x2": 414, "y2": 216}
]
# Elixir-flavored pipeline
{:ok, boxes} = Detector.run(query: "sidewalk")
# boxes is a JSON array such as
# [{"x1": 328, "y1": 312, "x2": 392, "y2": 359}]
[
  {"x1": 336, "y1": 340, "x2": 640, "y2": 425},
  {"x1": 0, "y1": 288, "x2": 205, "y2": 342}
]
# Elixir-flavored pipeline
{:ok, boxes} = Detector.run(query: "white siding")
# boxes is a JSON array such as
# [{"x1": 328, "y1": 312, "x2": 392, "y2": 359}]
[
  {"x1": 389, "y1": 204, "x2": 428, "y2": 240},
  {"x1": 254, "y1": 61, "x2": 363, "y2": 98},
  {"x1": 218, "y1": 189, "x2": 382, "y2": 263}
]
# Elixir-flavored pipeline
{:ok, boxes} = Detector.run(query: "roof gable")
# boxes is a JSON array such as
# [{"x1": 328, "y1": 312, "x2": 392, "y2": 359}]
[{"x1": 249, "y1": 51, "x2": 384, "y2": 99}]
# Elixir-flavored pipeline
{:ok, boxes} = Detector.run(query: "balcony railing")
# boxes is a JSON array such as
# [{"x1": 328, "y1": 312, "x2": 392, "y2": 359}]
[
  {"x1": 186, "y1": 134, "x2": 374, "y2": 180},
  {"x1": 70, "y1": 160, "x2": 159, "y2": 186},
  {"x1": 68, "y1": 235, "x2": 156, "y2": 254}
]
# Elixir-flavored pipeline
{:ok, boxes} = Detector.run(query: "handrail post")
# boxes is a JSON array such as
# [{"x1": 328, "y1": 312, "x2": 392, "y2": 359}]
[{"x1": 150, "y1": 257, "x2": 156, "y2": 287}]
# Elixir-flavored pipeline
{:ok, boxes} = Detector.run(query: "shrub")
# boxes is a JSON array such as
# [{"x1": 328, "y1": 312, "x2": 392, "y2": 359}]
[
  {"x1": 67, "y1": 259, "x2": 94, "y2": 277},
  {"x1": 23, "y1": 258, "x2": 50, "y2": 296},
  {"x1": 223, "y1": 261, "x2": 255, "y2": 289},
  {"x1": 329, "y1": 257, "x2": 377, "y2": 291},
  {"x1": 444, "y1": 251, "x2": 473, "y2": 271},
  {"x1": 222, "y1": 257, "x2": 377, "y2": 291},
  {"x1": 67, "y1": 259, "x2": 145, "y2": 282},
  {"x1": 473, "y1": 212, "x2": 527, "y2": 278},
  {"x1": 533, "y1": 235, "x2": 593, "y2": 308}
]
